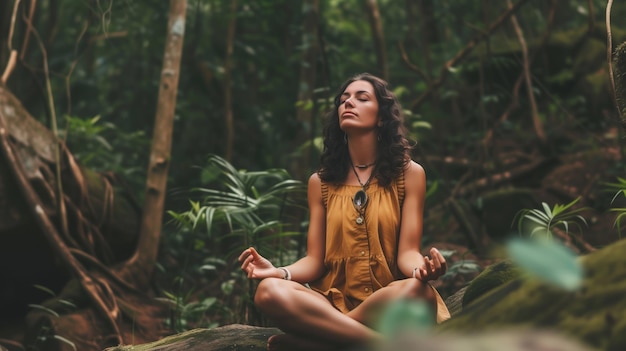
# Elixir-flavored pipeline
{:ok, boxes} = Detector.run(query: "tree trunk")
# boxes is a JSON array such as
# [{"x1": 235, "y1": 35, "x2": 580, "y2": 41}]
[
  {"x1": 223, "y1": 0, "x2": 237, "y2": 162},
  {"x1": 364, "y1": 0, "x2": 388, "y2": 80},
  {"x1": 123, "y1": 0, "x2": 187, "y2": 287},
  {"x1": 290, "y1": 0, "x2": 320, "y2": 181},
  {"x1": 416, "y1": 0, "x2": 436, "y2": 74}
]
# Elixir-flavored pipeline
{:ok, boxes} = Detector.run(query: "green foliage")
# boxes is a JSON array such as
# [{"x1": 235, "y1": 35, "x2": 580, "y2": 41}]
[
  {"x1": 506, "y1": 237, "x2": 583, "y2": 291},
  {"x1": 513, "y1": 197, "x2": 588, "y2": 239},
  {"x1": 605, "y1": 177, "x2": 626, "y2": 238},
  {"x1": 168, "y1": 154, "x2": 306, "y2": 258},
  {"x1": 5, "y1": 0, "x2": 625, "y2": 336},
  {"x1": 59, "y1": 114, "x2": 149, "y2": 198},
  {"x1": 165, "y1": 155, "x2": 307, "y2": 328},
  {"x1": 161, "y1": 289, "x2": 224, "y2": 332}
]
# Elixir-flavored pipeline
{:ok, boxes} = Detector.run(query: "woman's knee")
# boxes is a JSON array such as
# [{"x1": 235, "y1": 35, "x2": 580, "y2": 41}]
[
  {"x1": 254, "y1": 278, "x2": 287, "y2": 311},
  {"x1": 394, "y1": 278, "x2": 435, "y2": 301}
]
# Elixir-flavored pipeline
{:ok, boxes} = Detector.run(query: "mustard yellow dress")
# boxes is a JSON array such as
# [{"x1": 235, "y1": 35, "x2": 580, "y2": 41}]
[{"x1": 309, "y1": 177, "x2": 451, "y2": 323}]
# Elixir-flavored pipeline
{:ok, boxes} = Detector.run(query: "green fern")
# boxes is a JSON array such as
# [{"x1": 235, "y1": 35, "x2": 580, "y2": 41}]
[
  {"x1": 166, "y1": 155, "x2": 307, "y2": 327},
  {"x1": 168, "y1": 154, "x2": 306, "y2": 259},
  {"x1": 513, "y1": 197, "x2": 588, "y2": 239}
]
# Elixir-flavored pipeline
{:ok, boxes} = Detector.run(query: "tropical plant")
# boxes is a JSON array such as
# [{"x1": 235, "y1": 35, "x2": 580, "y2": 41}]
[
  {"x1": 166, "y1": 154, "x2": 308, "y2": 327},
  {"x1": 513, "y1": 197, "x2": 588, "y2": 239},
  {"x1": 604, "y1": 177, "x2": 626, "y2": 238},
  {"x1": 168, "y1": 154, "x2": 307, "y2": 258}
]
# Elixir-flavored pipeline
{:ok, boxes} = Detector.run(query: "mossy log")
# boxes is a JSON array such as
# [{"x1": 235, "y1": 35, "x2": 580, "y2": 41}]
[
  {"x1": 440, "y1": 238, "x2": 626, "y2": 350},
  {"x1": 461, "y1": 260, "x2": 521, "y2": 307},
  {"x1": 105, "y1": 325, "x2": 281, "y2": 351},
  {"x1": 103, "y1": 323, "x2": 593, "y2": 351}
]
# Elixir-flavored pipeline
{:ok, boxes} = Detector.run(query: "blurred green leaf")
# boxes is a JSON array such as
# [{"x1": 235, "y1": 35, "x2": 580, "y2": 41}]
[
  {"x1": 506, "y1": 237, "x2": 583, "y2": 291},
  {"x1": 376, "y1": 299, "x2": 433, "y2": 337}
]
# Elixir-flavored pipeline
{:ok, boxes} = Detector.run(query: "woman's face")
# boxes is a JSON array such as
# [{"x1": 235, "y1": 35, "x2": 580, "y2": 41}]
[{"x1": 338, "y1": 80, "x2": 381, "y2": 132}]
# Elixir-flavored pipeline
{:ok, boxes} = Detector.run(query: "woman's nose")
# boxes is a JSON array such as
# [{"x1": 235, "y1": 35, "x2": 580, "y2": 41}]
[{"x1": 344, "y1": 97, "x2": 355, "y2": 107}]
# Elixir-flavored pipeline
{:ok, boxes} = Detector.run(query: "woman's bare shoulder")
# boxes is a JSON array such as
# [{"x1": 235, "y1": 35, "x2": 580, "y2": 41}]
[
  {"x1": 405, "y1": 160, "x2": 425, "y2": 178},
  {"x1": 308, "y1": 172, "x2": 322, "y2": 185}
]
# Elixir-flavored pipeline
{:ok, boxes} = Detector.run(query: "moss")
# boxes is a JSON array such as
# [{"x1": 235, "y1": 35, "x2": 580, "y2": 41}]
[
  {"x1": 462, "y1": 260, "x2": 521, "y2": 307},
  {"x1": 109, "y1": 328, "x2": 207, "y2": 350},
  {"x1": 438, "y1": 239, "x2": 626, "y2": 350},
  {"x1": 105, "y1": 325, "x2": 280, "y2": 351}
]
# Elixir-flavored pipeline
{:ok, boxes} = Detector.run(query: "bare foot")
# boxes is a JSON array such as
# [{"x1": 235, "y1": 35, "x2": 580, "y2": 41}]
[{"x1": 267, "y1": 333, "x2": 342, "y2": 351}]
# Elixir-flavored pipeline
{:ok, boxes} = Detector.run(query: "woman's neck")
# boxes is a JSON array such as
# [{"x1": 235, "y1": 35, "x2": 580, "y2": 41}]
[{"x1": 347, "y1": 133, "x2": 377, "y2": 166}]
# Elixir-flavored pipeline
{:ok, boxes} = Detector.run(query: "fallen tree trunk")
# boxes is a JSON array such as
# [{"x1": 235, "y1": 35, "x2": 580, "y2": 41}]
[{"x1": 102, "y1": 322, "x2": 593, "y2": 351}]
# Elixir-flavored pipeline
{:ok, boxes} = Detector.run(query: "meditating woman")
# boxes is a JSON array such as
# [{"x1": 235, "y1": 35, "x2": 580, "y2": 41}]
[{"x1": 238, "y1": 73, "x2": 450, "y2": 351}]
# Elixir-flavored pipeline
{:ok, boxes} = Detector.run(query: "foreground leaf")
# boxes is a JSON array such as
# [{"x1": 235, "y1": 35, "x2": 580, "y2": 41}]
[{"x1": 506, "y1": 237, "x2": 583, "y2": 291}]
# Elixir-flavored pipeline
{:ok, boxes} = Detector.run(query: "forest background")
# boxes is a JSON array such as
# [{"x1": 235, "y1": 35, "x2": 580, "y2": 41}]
[{"x1": 2, "y1": 0, "x2": 626, "y2": 350}]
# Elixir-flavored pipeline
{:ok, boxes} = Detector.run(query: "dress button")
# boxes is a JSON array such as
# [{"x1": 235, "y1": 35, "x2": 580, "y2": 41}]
[
  {"x1": 364, "y1": 287, "x2": 370, "y2": 293},
  {"x1": 360, "y1": 251, "x2": 365, "y2": 256}
]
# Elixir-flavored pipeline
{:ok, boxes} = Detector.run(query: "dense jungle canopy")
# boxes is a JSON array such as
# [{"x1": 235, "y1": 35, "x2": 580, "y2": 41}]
[{"x1": 1, "y1": 0, "x2": 626, "y2": 350}]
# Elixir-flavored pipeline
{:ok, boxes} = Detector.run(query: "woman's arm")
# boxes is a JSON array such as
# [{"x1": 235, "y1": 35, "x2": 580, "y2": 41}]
[
  {"x1": 239, "y1": 173, "x2": 327, "y2": 283},
  {"x1": 396, "y1": 161, "x2": 446, "y2": 281},
  {"x1": 282, "y1": 173, "x2": 327, "y2": 282}
]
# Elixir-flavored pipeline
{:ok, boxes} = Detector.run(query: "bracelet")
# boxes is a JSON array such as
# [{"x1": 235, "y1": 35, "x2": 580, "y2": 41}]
[
  {"x1": 278, "y1": 267, "x2": 292, "y2": 281},
  {"x1": 412, "y1": 267, "x2": 419, "y2": 279}
]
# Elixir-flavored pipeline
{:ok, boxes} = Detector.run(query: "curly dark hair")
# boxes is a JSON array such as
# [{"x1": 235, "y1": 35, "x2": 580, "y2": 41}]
[{"x1": 318, "y1": 73, "x2": 411, "y2": 187}]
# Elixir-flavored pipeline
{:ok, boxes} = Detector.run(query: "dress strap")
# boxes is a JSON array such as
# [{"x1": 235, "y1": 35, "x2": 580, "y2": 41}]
[{"x1": 321, "y1": 181, "x2": 329, "y2": 209}]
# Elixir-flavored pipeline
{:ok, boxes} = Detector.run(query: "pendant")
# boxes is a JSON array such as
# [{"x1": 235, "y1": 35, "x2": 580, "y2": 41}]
[
  {"x1": 353, "y1": 189, "x2": 368, "y2": 225},
  {"x1": 353, "y1": 189, "x2": 368, "y2": 209}
]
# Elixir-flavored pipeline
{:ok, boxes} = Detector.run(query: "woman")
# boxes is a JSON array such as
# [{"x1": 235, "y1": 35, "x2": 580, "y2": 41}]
[{"x1": 238, "y1": 73, "x2": 450, "y2": 351}]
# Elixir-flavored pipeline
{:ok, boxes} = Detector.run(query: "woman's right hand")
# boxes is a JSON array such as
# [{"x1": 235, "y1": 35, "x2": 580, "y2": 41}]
[{"x1": 238, "y1": 247, "x2": 280, "y2": 280}]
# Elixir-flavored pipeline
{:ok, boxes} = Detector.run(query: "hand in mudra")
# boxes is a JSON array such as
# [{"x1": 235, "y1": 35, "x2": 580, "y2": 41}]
[
  {"x1": 238, "y1": 247, "x2": 277, "y2": 280},
  {"x1": 416, "y1": 247, "x2": 447, "y2": 281}
]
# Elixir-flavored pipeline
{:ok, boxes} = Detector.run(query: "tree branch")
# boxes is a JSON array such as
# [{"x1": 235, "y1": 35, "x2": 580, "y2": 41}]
[
  {"x1": 410, "y1": 0, "x2": 532, "y2": 110},
  {"x1": 507, "y1": 0, "x2": 545, "y2": 142}
]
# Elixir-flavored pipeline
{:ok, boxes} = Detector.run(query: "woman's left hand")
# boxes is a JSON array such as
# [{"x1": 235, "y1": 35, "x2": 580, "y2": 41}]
[{"x1": 416, "y1": 247, "x2": 447, "y2": 281}]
